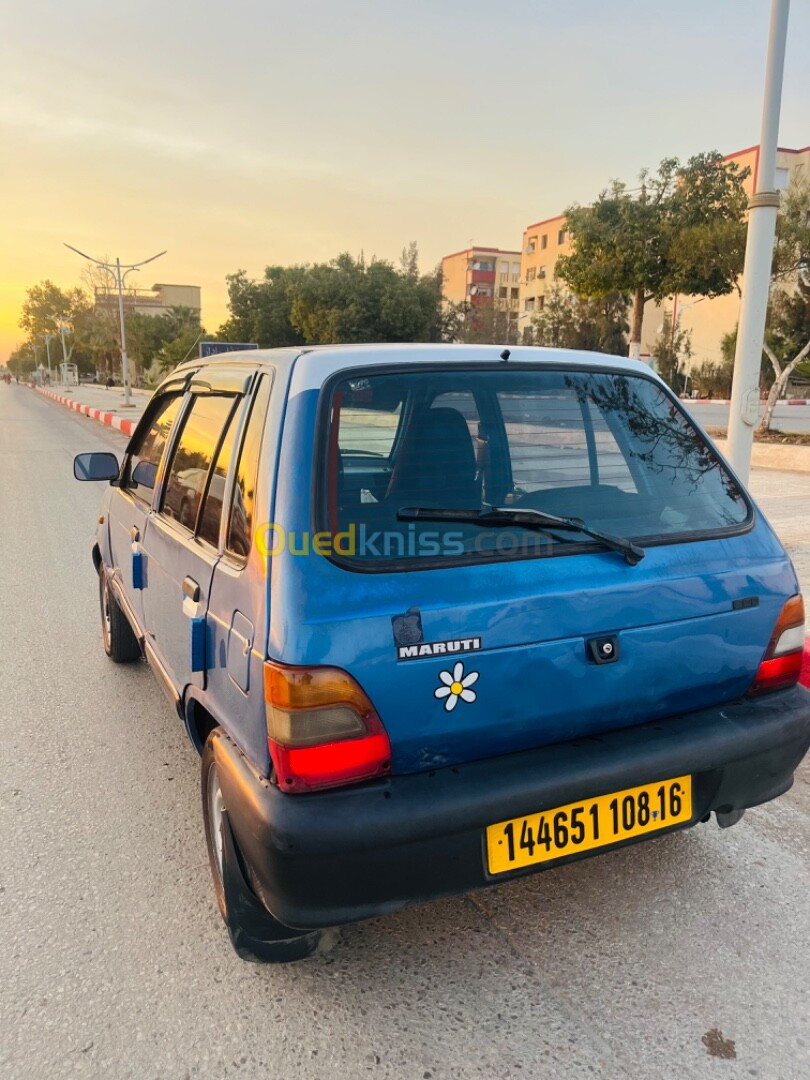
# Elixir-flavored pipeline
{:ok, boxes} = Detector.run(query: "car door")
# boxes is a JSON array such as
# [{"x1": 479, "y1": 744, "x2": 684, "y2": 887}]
[
  {"x1": 205, "y1": 372, "x2": 274, "y2": 758},
  {"x1": 140, "y1": 370, "x2": 253, "y2": 694},
  {"x1": 107, "y1": 392, "x2": 184, "y2": 627}
]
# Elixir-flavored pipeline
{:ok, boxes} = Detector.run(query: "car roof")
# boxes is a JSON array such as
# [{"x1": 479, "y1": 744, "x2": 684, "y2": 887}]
[{"x1": 174, "y1": 343, "x2": 658, "y2": 384}]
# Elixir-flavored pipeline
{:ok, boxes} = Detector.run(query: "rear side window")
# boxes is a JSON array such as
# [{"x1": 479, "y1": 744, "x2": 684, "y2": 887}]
[
  {"x1": 323, "y1": 367, "x2": 750, "y2": 568},
  {"x1": 227, "y1": 376, "x2": 271, "y2": 558},
  {"x1": 126, "y1": 394, "x2": 183, "y2": 505},
  {"x1": 161, "y1": 395, "x2": 236, "y2": 532},
  {"x1": 197, "y1": 402, "x2": 242, "y2": 547}
]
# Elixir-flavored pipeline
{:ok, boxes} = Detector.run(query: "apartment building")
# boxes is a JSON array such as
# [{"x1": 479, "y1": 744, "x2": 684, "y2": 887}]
[
  {"x1": 441, "y1": 246, "x2": 522, "y2": 313},
  {"x1": 520, "y1": 217, "x2": 571, "y2": 321}
]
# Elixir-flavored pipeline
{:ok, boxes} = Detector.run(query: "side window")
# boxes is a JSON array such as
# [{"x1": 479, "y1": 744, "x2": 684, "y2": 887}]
[
  {"x1": 197, "y1": 399, "x2": 243, "y2": 547},
  {"x1": 126, "y1": 394, "x2": 183, "y2": 505},
  {"x1": 227, "y1": 377, "x2": 272, "y2": 558},
  {"x1": 161, "y1": 394, "x2": 236, "y2": 532}
]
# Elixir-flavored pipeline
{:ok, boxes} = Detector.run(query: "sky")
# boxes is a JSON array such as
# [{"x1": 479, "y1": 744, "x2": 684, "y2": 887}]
[{"x1": 1, "y1": 0, "x2": 809, "y2": 362}]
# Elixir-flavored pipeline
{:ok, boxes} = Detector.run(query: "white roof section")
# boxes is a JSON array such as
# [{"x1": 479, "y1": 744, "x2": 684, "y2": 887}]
[{"x1": 286, "y1": 343, "x2": 659, "y2": 397}]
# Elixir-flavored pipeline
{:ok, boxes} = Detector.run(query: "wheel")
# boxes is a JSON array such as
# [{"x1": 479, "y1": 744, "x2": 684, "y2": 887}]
[
  {"x1": 201, "y1": 732, "x2": 324, "y2": 963},
  {"x1": 99, "y1": 568, "x2": 141, "y2": 663}
]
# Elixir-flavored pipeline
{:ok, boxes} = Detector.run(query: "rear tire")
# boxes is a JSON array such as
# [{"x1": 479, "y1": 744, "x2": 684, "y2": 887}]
[
  {"x1": 99, "y1": 568, "x2": 141, "y2": 663},
  {"x1": 201, "y1": 732, "x2": 324, "y2": 963}
]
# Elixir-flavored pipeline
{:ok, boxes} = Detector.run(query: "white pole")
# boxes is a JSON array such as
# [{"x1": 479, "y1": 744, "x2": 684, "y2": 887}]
[
  {"x1": 726, "y1": 0, "x2": 790, "y2": 483},
  {"x1": 44, "y1": 335, "x2": 52, "y2": 381},
  {"x1": 115, "y1": 258, "x2": 132, "y2": 407}
]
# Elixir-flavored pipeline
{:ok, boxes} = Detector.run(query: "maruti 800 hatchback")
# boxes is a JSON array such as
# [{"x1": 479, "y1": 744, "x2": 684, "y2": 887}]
[{"x1": 74, "y1": 345, "x2": 810, "y2": 962}]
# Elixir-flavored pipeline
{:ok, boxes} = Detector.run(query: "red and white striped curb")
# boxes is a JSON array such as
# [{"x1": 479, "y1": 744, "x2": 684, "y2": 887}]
[{"x1": 34, "y1": 386, "x2": 138, "y2": 436}]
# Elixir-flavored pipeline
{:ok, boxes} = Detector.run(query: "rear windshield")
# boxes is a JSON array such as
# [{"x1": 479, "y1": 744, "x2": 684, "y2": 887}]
[{"x1": 320, "y1": 366, "x2": 749, "y2": 567}]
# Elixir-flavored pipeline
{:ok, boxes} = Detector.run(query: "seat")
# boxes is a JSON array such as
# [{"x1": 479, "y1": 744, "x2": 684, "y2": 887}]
[{"x1": 385, "y1": 407, "x2": 481, "y2": 510}]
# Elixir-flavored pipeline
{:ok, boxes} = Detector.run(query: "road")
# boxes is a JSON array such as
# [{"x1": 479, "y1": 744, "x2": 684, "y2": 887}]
[
  {"x1": 682, "y1": 399, "x2": 810, "y2": 433},
  {"x1": 2, "y1": 383, "x2": 809, "y2": 1080}
]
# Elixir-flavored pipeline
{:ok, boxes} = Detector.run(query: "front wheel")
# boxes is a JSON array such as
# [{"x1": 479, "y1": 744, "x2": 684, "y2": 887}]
[
  {"x1": 201, "y1": 732, "x2": 324, "y2": 963},
  {"x1": 99, "y1": 569, "x2": 141, "y2": 663}
]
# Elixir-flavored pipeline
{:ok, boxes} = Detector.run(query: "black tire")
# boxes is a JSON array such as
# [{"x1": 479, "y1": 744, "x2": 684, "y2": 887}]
[
  {"x1": 201, "y1": 732, "x2": 323, "y2": 963},
  {"x1": 99, "y1": 569, "x2": 141, "y2": 663}
]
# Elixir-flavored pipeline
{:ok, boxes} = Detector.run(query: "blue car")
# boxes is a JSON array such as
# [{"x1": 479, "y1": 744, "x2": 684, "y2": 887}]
[{"x1": 75, "y1": 345, "x2": 810, "y2": 962}]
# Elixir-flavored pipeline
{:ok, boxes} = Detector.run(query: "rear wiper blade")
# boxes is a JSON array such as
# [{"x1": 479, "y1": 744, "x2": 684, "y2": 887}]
[{"x1": 397, "y1": 506, "x2": 645, "y2": 566}]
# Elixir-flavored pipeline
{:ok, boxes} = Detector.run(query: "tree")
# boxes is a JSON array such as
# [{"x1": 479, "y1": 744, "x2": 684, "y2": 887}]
[
  {"x1": 218, "y1": 267, "x2": 307, "y2": 348},
  {"x1": 652, "y1": 312, "x2": 693, "y2": 394},
  {"x1": 756, "y1": 174, "x2": 810, "y2": 433},
  {"x1": 18, "y1": 280, "x2": 94, "y2": 372},
  {"x1": 556, "y1": 152, "x2": 750, "y2": 359},
  {"x1": 451, "y1": 301, "x2": 520, "y2": 345},
  {"x1": 530, "y1": 285, "x2": 629, "y2": 354},
  {"x1": 220, "y1": 247, "x2": 447, "y2": 348}
]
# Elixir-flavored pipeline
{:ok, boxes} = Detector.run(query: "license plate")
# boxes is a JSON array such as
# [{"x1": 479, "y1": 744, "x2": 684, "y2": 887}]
[{"x1": 486, "y1": 775, "x2": 692, "y2": 876}]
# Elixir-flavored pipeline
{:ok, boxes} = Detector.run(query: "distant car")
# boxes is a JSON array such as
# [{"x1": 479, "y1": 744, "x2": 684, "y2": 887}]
[{"x1": 75, "y1": 345, "x2": 810, "y2": 963}]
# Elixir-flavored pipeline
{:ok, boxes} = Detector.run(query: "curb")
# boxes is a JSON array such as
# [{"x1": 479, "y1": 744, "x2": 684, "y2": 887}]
[{"x1": 34, "y1": 386, "x2": 138, "y2": 437}]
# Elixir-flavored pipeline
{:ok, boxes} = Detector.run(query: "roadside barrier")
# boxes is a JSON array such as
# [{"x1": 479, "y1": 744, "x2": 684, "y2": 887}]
[{"x1": 33, "y1": 386, "x2": 137, "y2": 436}]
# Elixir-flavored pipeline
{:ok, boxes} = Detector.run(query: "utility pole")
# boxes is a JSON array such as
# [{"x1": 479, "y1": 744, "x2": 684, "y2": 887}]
[
  {"x1": 57, "y1": 318, "x2": 69, "y2": 367},
  {"x1": 64, "y1": 244, "x2": 166, "y2": 407},
  {"x1": 43, "y1": 334, "x2": 53, "y2": 382},
  {"x1": 726, "y1": 0, "x2": 790, "y2": 483}
]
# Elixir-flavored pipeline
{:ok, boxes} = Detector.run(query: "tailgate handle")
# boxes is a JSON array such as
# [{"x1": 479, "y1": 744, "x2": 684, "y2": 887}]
[{"x1": 183, "y1": 576, "x2": 201, "y2": 602}]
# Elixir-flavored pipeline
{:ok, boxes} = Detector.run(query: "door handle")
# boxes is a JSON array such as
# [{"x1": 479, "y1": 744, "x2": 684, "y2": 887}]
[{"x1": 183, "y1": 576, "x2": 201, "y2": 602}]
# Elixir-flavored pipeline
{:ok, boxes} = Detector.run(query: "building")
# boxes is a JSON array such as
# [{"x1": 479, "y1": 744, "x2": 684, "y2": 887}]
[
  {"x1": 519, "y1": 216, "x2": 571, "y2": 324},
  {"x1": 443, "y1": 142, "x2": 808, "y2": 366},
  {"x1": 94, "y1": 282, "x2": 202, "y2": 319},
  {"x1": 441, "y1": 246, "x2": 523, "y2": 314}
]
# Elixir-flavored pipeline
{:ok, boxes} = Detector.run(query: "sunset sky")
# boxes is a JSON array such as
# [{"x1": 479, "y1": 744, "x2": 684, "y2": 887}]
[{"x1": 2, "y1": 0, "x2": 809, "y2": 362}]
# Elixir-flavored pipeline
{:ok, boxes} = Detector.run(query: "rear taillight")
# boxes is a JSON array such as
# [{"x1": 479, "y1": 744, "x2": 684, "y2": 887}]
[
  {"x1": 748, "y1": 595, "x2": 805, "y2": 695},
  {"x1": 264, "y1": 661, "x2": 391, "y2": 793}
]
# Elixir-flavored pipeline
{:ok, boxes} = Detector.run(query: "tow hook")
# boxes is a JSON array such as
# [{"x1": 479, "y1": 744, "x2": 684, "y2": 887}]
[{"x1": 716, "y1": 808, "x2": 746, "y2": 829}]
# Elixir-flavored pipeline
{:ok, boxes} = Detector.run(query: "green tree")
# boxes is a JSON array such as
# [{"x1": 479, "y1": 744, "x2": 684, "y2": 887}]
[
  {"x1": 451, "y1": 301, "x2": 519, "y2": 345},
  {"x1": 220, "y1": 247, "x2": 446, "y2": 348},
  {"x1": 530, "y1": 285, "x2": 629, "y2": 354},
  {"x1": 19, "y1": 280, "x2": 95, "y2": 372},
  {"x1": 218, "y1": 267, "x2": 307, "y2": 347},
  {"x1": 556, "y1": 152, "x2": 750, "y2": 359}
]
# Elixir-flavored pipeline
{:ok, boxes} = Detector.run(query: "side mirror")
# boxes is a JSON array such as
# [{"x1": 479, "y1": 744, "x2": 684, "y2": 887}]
[
  {"x1": 74, "y1": 452, "x2": 120, "y2": 482},
  {"x1": 131, "y1": 460, "x2": 158, "y2": 489}
]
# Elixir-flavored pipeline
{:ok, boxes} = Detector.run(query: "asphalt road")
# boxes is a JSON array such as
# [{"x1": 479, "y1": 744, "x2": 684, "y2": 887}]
[
  {"x1": 682, "y1": 400, "x2": 810, "y2": 433},
  {"x1": 2, "y1": 384, "x2": 809, "y2": 1080}
]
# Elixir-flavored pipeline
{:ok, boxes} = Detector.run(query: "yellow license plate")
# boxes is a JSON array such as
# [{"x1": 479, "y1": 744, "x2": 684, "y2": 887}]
[{"x1": 486, "y1": 775, "x2": 692, "y2": 876}]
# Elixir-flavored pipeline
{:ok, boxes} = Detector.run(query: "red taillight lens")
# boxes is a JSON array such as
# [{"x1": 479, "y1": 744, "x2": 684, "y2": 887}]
[
  {"x1": 264, "y1": 661, "x2": 391, "y2": 793},
  {"x1": 748, "y1": 595, "x2": 805, "y2": 695}
]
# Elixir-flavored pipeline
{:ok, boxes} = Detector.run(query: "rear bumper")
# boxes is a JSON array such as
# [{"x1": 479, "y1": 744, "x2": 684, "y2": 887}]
[{"x1": 214, "y1": 685, "x2": 810, "y2": 930}]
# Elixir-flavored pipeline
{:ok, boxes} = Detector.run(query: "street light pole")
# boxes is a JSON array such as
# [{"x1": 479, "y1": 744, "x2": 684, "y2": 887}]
[
  {"x1": 64, "y1": 243, "x2": 167, "y2": 408},
  {"x1": 43, "y1": 334, "x2": 53, "y2": 382},
  {"x1": 58, "y1": 319, "x2": 69, "y2": 367},
  {"x1": 726, "y1": 0, "x2": 790, "y2": 484}
]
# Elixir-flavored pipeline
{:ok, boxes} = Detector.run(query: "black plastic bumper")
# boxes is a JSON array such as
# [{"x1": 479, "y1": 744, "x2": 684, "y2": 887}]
[{"x1": 213, "y1": 685, "x2": 810, "y2": 930}]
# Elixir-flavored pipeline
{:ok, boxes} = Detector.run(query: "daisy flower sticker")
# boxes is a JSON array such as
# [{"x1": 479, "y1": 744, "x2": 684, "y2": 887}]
[{"x1": 434, "y1": 661, "x2": 479, "y2": 712}]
